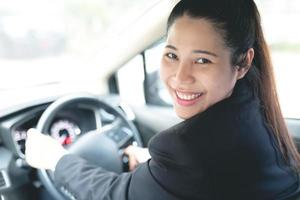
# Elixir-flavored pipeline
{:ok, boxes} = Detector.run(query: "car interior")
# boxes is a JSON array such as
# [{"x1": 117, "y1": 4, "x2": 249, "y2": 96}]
[{"x1": 0, "y1": 0, "x2": 300, "y2": 199}]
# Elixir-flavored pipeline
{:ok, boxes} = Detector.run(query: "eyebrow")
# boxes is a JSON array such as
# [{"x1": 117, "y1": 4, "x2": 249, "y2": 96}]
[{"x1": 165, "y1": 44, "x2": 218, "y2": 57}]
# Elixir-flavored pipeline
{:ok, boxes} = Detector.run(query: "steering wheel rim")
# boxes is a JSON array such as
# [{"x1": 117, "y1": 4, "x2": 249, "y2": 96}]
[{"x1": 35, "y1": 93, "x2": 143, "y2": 200}]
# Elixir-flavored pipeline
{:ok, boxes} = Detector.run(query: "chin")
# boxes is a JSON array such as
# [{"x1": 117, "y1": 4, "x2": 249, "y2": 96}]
[{"x1": 174, "y1": 108, "x2": 202, "y2": 120}]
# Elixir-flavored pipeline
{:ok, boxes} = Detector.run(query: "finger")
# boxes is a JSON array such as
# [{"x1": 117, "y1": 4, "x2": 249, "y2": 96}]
[
  {"x1": 128, "y1": 155, "x2": 138, "y2": 171},
  {"x1": 124, "y1": 145, "x2": 133, "y2": 155}
]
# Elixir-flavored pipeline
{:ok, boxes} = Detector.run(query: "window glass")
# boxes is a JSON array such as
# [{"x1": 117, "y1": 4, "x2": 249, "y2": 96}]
[
  {"x1": 144, "y1": 41, "x2": 172, "y2": 105},
  {"x1": 117, "y1": 55, "x2": 145, "y2": 105},
  {"x1": 256, "y1": 0, "x2": 300, "y2": 118}
]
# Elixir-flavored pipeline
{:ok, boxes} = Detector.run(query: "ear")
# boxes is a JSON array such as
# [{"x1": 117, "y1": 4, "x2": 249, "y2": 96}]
[{"x1": 236, "y1": 48, "x2": 254, "y2": 80}]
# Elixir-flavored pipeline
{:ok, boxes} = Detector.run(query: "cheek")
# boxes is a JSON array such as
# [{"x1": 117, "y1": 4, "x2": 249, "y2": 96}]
[
  {"x1": 160, "y1": 60, "x2": 173, "y2": 85},
  {"x1": 203, "y1": 67, "x2": 237, "y2": 98}
]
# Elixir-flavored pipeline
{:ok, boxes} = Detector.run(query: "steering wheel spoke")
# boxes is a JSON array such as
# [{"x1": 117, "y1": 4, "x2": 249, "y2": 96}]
[{"x1": 101, "y1": 118, "x2": 134, "y2": 148}]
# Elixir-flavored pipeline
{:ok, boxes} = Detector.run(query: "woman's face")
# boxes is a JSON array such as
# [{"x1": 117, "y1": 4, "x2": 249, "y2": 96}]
[{"x1": 160, "y1": 15, "x2": 241, "y2": 119}]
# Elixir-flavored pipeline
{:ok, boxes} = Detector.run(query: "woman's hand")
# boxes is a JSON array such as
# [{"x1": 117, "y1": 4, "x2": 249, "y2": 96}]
[
  {"x1": 25, "y1": 128, "x2": 151, "y2": 172},
  {"x1": 124, "y1": 145, "x2": 151, "y2": 171},
  {"x1": 25, "y1": 128, "x2": 69, "y2": 171}
]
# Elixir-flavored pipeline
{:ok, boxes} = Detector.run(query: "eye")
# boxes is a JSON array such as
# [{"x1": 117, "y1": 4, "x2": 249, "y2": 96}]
[
  {"x1": 195, "y1": 58, "x2": 212, "y2": 64},
  {"x1": 164, "y1": 52, "x2": 178, "y2": 60}
]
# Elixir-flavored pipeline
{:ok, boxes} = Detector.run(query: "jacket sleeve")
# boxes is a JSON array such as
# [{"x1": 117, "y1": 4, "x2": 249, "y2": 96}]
[{"x1": 54, "y1": 154, "x2": 180, "y2": 200}]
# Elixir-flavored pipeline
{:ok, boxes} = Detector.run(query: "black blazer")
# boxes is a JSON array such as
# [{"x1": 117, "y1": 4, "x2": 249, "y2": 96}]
[{"x1": 54, "y1": 79, "x2": 300, "y2": 200}]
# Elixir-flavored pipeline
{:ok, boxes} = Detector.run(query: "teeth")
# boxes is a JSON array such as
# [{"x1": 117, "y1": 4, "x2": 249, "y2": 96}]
[{"x1": 176, "y1": 91, "x2": 202, "y2": 100}]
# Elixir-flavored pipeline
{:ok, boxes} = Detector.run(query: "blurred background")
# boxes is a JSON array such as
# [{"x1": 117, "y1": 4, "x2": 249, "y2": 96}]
[{"x1": 0, "y1": 0, "x2": 151, "y2": 90}]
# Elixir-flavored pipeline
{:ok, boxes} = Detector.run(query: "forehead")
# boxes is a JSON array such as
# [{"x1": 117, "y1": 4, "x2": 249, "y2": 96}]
[{"x1": 167, "y1": 15, "x2": 227, "y2": 51}]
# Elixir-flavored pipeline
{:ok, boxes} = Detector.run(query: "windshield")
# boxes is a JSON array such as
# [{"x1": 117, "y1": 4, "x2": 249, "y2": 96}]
[{"x1": 0, "y1": 0, "x2": 155, "y2": 90}]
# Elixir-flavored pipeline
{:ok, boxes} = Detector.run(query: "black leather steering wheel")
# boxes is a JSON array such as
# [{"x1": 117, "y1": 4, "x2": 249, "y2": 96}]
[{"x1": 35, "y1": 94, "x2": 143, "y2": 200}]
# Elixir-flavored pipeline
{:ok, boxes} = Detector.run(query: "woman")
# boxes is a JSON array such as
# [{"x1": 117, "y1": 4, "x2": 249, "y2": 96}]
[{"x1": 25, "y1": 0, "x2": 300, "y2": 199}]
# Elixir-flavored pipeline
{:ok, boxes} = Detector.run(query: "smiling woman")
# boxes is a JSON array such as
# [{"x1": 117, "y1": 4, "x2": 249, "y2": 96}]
[
  {"x1": 23, "y1": 0, "x2": 300, "y2": 199},
  {"x1": 160, "y1": 16, "x2": 253, "y2": 119},
  {"x1": 1, "y1": 0, "x2": 300, "y2": 200}
]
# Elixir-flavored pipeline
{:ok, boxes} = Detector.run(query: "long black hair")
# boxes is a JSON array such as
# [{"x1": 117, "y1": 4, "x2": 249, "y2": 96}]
[{"x1": 167, "y1": 0, "x2": 300, "y2": 170}]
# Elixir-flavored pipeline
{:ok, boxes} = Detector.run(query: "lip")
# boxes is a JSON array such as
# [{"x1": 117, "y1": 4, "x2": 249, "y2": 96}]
[{"x1": 174, "y1": 90, "x2": 204, "y2": 106}]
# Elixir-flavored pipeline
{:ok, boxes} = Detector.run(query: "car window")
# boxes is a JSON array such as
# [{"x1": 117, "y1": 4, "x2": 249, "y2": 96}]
[
  {"x1": 117, "y1": 55, "x2": 145, "y2": 105},
  {"x1": 256, "y1": 0, "x2": 300, "y2": 119},
  {"x1": 144, "y1": 40, "x2": 172, "y2": 106}
]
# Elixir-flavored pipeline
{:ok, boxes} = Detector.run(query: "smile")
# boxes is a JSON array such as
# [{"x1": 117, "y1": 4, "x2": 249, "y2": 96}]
[
  {"x1": 175, "y1": 90, "x2": 204, "y2": 106},
  {"x1": 176, "y1": 91, "x2": 202, "y2": 101}
]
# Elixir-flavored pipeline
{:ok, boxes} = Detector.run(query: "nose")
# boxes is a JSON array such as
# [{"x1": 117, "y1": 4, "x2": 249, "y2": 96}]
[{"x1": 174, "y1": 61, "x2": 195, "y2": 84}]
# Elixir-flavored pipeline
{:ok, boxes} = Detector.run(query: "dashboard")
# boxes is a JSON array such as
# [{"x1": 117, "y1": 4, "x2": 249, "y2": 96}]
[{"x1": 0, "y1": 98, "x2": 125, "y2": 159}]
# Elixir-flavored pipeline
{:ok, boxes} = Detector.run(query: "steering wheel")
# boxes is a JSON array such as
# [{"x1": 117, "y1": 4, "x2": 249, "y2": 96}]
[{"x1": 35, "y1": 94, "x2": 143, "y2": 200}]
